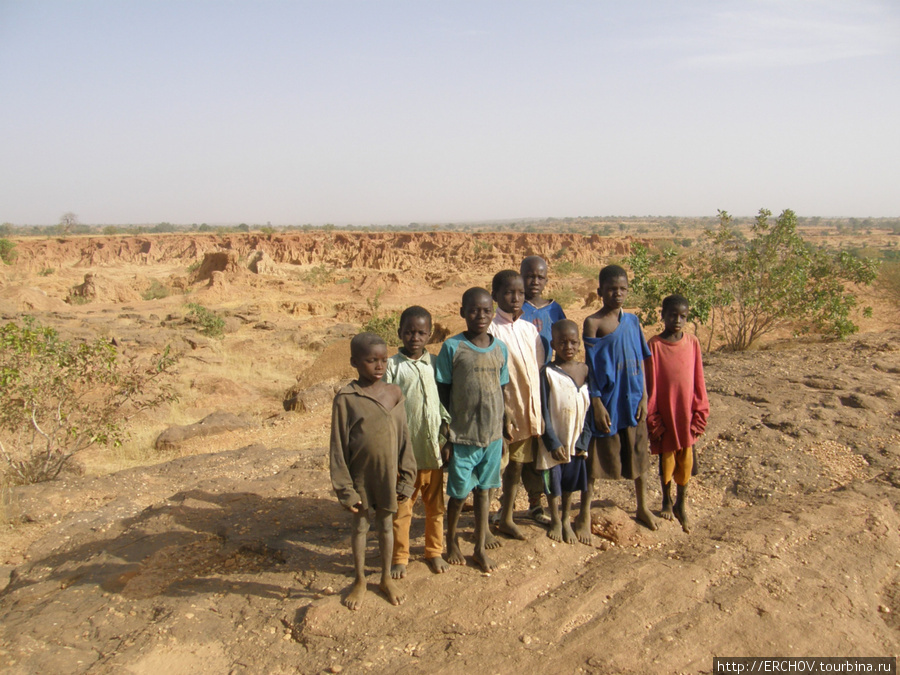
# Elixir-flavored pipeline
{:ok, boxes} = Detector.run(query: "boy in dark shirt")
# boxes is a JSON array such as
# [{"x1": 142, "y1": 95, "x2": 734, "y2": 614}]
[{"x1": 330, "y1": 332, "x2": 417, "y2": 609}]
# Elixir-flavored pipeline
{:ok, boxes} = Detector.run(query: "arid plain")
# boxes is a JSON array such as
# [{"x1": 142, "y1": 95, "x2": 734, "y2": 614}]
[{"x1": 1, "y1": 229, "x2": 898, "y2": 674}]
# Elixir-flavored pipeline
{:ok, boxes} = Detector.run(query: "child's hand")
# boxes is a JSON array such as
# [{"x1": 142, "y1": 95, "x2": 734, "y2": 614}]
[
  {"x1": 441, "y1": 441, "x2": 453, "y2": 467},
  {"x1": 346, "y1": 502, "x2": 363, "y2": 514},
  {"x1": 636, "y1": 397, "x2": 648, "y2": 422},
  {"x1": 592, "y1": 399, "x2": 611, "y2": 434},
  {"x1": 552, "y1": 445, "x2": 568, "y2": 463}
]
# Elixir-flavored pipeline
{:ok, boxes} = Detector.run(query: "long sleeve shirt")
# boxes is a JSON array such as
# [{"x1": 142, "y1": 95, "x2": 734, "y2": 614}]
[{"x1": 329, "y1": 381, "x2": 417, "y2": 512}]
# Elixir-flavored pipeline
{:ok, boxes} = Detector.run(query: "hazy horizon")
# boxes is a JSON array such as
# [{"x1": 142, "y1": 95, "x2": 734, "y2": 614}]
[{"x1": 2, "y1": 1, "x2": 899, "y2": 225}]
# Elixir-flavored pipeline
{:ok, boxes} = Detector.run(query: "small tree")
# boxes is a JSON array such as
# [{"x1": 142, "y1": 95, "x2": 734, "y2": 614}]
[
  {"x1": 0, "y1": 238, "x2": 16, "y2": 265},
  {"x1": 59, "y1": 212, "x2": 78, "y2": 234},
  {"x1": 625, "y1": 208, "x2": 878, "y2": 351},
  {"x1": 0, "y1": 317, "x2": 179, "y2": 483}
]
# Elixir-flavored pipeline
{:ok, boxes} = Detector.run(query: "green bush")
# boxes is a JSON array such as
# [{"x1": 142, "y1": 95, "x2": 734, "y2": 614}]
[
  {"x1": 0, "y1": 317, "x2": 178, "y2": 483},
  {"x1": 625, "y1": 209, "x2": 879, "y2": 350},
  {"x1": 186, "y1": 303, "x2": 225, "y2": 338},
  {"x1": 362, "y1": 312, "x2": 401, "y2": 346},
  {"x1": 38, "y1": 267, "x2": 55, "y2": 277},
  {"x1": 301, "y1": 264, "x2": 335, "y2": 287},
  {"x1": 551, "y1": 285, "x2": 579, "y2": 309},
  {"x1": 142, "y1": 279, "x2": 170, "y2": 300},
  {"x1": 0, "y1": 239, "x2": 17, "y2": 265}
]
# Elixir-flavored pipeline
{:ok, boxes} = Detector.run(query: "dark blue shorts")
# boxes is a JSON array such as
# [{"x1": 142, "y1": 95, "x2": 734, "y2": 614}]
[{"x1": 543, "y1": 455, "x2": 589, "y2": 497}]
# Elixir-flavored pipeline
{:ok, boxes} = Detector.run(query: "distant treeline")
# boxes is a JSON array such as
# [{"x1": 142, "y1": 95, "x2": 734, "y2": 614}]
[{"x1": 2, "y1": 215, "x2": 899, "y2": 237}]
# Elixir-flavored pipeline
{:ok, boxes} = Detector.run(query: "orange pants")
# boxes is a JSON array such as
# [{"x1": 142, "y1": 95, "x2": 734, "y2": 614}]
[
  {"x1": 660, "y1": 446, "x2": 693, "y2": 486},
  {"x1": 392, "y1": 469, "x2": 445, "y2": 564}
]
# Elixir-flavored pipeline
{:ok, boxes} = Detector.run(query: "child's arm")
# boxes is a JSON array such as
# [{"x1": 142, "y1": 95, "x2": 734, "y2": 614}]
[
  {"x1": 395, "y1": 404, "x2": 417, "y2": 502},
  {"x1": 539, "y1": 367, "x2": 567, "y2": 463},
  {"x1": 645, "y1": 350, "x2": 665, "y2": 441},
  {"x1": 690, "y1": 338, "x2": 710, "y2": 436},
  {"x1": 591, "y1": 397, "x2": 611, "y2": 434},
  {"x1": 329, "y1": 395, "x2": 362, "y2": 512},
  {"x1": 636, "y1": 360, "x2": 648, "y2": 422}
]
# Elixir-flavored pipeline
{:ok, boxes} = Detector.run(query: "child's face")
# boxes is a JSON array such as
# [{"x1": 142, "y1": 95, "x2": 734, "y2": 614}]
[
  {"x1": 398, "y1": 315, "x2": 431, "y2": 358},
  {"x1": 551, "y1": 325, "x2": 580, "y2": 363},
  {"x1": 494, "y1": 276, "x2": 525, "y2": 315},
  {"x1": 599, "y1": 275, "x2": 628, "y2": 310},
  {"x1": 351, "y1": 343, "x2": 389, "y2": 384},
  {"x1": 521, "y1": 261, "x2": 548, "y2": 301},
  {"x1": 662, "y1": 303, "x2": 689, "y2": 335},
  {"x1": 461, "y1": 293, "x2": 494, "y2": 336}
]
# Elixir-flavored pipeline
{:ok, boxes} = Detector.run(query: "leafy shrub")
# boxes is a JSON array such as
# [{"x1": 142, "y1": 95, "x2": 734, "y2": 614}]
[
  {"x1": 0, "y1": 317, "x2": 178, "y2": 483},
  {"x1": 186, "y1": 303, "x2": 225, "y2": 338},
  {"x1": 625, "y1": 209, "x2": 878, "y2": 350},
  {"x1": 142, "y1": 279, "x2": 170, "y2": 300},
  {"x1": 38, "y1": 267, "x2": 55, "y2": 277},
  {"x1": 301, "y1": 264, "x2": 335, "y2": 287},
  {"x1": 0, "y1": 239, "x2": 17, "y2": 265},
  {"x1": 362, "y1": 312, "x2": 401, "y2": 346}
]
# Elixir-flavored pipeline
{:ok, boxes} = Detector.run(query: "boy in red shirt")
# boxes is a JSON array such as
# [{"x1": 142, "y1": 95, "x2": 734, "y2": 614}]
[{"x1": 646, "y1": 295, "x2": 710, "y2": 533}]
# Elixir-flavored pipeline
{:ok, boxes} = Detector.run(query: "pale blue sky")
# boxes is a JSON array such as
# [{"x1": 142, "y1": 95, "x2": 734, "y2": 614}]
[{"x1": 1, "y1": 1, "x2": 898, "y2": 225}]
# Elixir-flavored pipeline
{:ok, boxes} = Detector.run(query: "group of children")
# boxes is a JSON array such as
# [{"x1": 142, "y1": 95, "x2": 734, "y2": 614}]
[{"x1": 329, "y1": 256, "x2": 709, "y2": 609}]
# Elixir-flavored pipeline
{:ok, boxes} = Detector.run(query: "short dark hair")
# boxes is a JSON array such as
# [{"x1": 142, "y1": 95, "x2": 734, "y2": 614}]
[
  {"x1": 462, "y1": 286, "x2": 492, "y2": 309},
  {"x1": 350, "y1": 332, "x2": 386, "y2": 359},
  {"x1": 661, "y1": 294, "x2": 689, "y2": 314},
  {"x1": 492, "y1": 269, "x2": 521, "y2": 295},
  {"x1": 520, "y1": 255, "x2": 547, "y2": 275},
  {"x1": 598, "y1": 264, "x2": 628, "y2": 288},
  {"x1": 399, "y1": 305, "x2": 432, "y2": 330},
  {"x1": 551, "y1": 318, "x2": 579, "y2": 338}
]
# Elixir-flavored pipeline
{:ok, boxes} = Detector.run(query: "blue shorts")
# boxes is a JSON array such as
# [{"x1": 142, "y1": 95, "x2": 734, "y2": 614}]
[
  {"x1": 446, "y1": 439, "x2": 503, "y2": 499},
  {"x1": 543, "y1": 455, "x2": 589, "y2": 497}
]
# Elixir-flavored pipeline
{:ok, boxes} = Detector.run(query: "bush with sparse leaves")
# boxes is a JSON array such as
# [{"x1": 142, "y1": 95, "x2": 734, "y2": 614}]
[{"x1": 0, "y1": 317, "x2": 179, "y2": 484}]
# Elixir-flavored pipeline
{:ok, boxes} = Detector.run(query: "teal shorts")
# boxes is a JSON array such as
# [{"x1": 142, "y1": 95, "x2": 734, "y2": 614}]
[{"x1": 446, "y1": 438, "x2": 503, "y2": 499}]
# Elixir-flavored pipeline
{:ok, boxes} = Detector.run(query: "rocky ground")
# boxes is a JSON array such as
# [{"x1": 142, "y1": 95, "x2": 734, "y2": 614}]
[{"x1": 0, "y1": 232, "x2": 898, "y2": 674}]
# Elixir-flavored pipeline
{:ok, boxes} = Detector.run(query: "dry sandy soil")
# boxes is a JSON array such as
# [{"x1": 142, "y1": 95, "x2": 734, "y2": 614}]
[{"x1": 0, "y1": 231, "x2": 898, "y2": 675}]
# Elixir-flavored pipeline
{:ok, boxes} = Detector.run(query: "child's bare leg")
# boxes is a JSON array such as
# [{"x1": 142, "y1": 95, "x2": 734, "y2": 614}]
[
  {"x1": 344, "y1": 510, "x2": 370, "y2": 610},
  {"x1": 375, "y1": 508, "x2": 405, "y2": 605},
  {"x1": 573, "y1": 481, "x2": 593, "y2": 544},
  {"x1": 634, "y1": 475, "x2": 659, "y2": 531},
  {"x1": 660, "y1": 476, "x2": 674, "y2": 521},
  {"x1": 560, "y1": 491, "x2": 577, "y2": 544},
  {"x1": 473, "y1": 488, "x2": 497, "y2": 572},
  {"x1": 547, "y1": 494, "x2": 563, "y2": 542},
  {"x1": 674, "y1": 483, "x2": 690, "y2": 533},
  {"x1": 446, "y1": 497, "x2": 466, "y2": 565},
  {"x1": 498, "y1": 460, "x2": 526, "y2": 539}
]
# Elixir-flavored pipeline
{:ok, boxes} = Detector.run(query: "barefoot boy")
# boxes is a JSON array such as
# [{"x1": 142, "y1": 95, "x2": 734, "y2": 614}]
[
  {"x1": 386, "y1": 306, "x2": 452, "y2": 576},
  {"x1": 521, "y1": 255, "x2": 567, "y2": 367},
  {"x1": 536, "y1": 319, "x2": 592, "y2": 544},
  {"x1": 646, "y1": 294, "x2": 709, "y2": 533},
  {"x1": 435, "y1": 287, "x2": 509, "y2": 572},
  {"x1": 520, "y1": 255, "x2": 566, "y2": 525},
  {"x1": 488, "y1": 270, "x2": 545, "y2": 539},
  {"x1": 582, "y1": 265, "x2": 658, "y2": 535},
  {"x1": 330, "y1": 332, "x2": 417, "y2": 609}
]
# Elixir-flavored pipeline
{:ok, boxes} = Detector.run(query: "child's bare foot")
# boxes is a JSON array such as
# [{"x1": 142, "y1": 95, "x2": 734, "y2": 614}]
[
  {"x1": 390, "y1": 563, "x2": 407, "y2": 579},
  {"x1": 343, "y1": 579, "x2": 367, "y2": 610},
  {"x1": 573, "y1": 513, "x2": 592, "y2": 545},
  {"x1": 447, "y1": 542, "x2": 466, "y2": 565},
  {"x1": 473, "y1": 549, "x2": 497, "y2": 572},
  {"x1": 379, "y1": 578, "x2": 406, "y2": 606},
  {"x1": 484, "y1": 530, "x2": 503, "y2": 549},
  {"x1": 426, "y1": 556, "x2": 450, "y2": 573},
  {"x1": 660, "y1": 480, "x2": 674, "y2": 521},
  {"x1": 636, "y1": 504, "x2": 659, "y2": 531},
  {"x1": 496, "y1": 521, "x2": 526, "y2": 540},
  {"x1": 674, "y1": 485, "x2": 690, "y2": 533},
  {"x1": 561, "y1": 520, "x2": 577, "y2": 544},
  {"x1": 547, "y1": 522, "x2": 563, "y2": 542}
]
